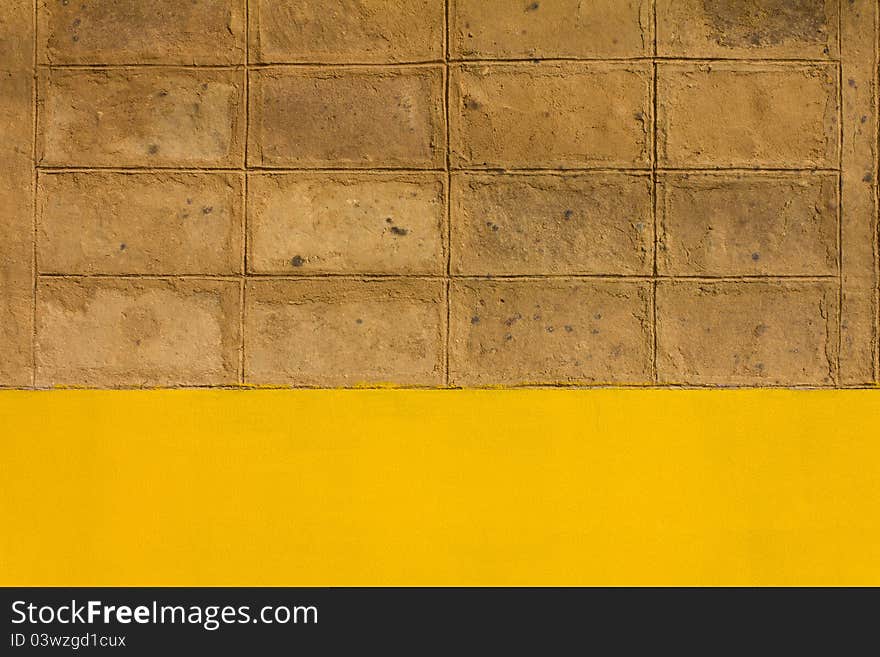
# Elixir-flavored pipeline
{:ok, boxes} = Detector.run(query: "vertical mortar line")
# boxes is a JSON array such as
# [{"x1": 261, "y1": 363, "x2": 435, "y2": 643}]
[
  {"x1": 837, "y1": 63, "x2": 843, "y2": 384},
  {"x1": 444, "y1": 0, "x2": 451, "y2": 387},
  {"x1": 650, "y1": 0, "x2": 659, "y2": 384},
  {"x1": 837, "y1": 0, "x2": 844, "y2": 383},
  {"x1": 31, "y1": 0, "x2": 38, "y2": 388},
  {"x1": 240, "y1": 0, "x2": 250, "y2": 386},
  {"x1": 875, "y1": 0, "x2": 880, "y2": 382}
]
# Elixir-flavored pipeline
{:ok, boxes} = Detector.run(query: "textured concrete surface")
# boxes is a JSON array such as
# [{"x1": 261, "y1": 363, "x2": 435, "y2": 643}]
[{"x1": 0, "y1": 0, "x2": 878, "y2": 388}]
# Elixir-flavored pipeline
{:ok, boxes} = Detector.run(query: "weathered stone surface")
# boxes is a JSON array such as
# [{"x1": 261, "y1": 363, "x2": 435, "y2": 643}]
[
  {"x1": 248, "y1": 173, "x2": 445, "y2": 275},
  {"x1": 39, "y1": 68, "x2": 245, "y2": 168},
  {"x1": 251, "y1": 0, "x2": 443, "y2": 63},
  {"x1": 451, "y1": 0, "x2": 651, "y2": 59},
  {"x1": 657, "y1": 0, "x2": 838, "y2": 59},
  {"x1": 450, "y1": 63, "x2": 652, "y2": 169},
  {"x1": 451, "y1": 173, "x2": 652, "y2": 275},
  {"x1": 0, "y1": 2, "x2": 33, "y2": 386},
  {"x1": 39, "y1": 0, "x2": 246, "y2": 65},
  {"x1": 36, "y1": 279, "x2": 241, "y2": 387},
  {"x1": 39, "y1": 172, "x2": 244, "y2": 275},
  {"x1": 658, "y1": 63, "x2": 839, "y2": 169},
  {"x1": 450, "y1": 280, "x2": 653, "y2": 386},
  {"x1": 657, "y1": 282, "x2": 838, "y2": 386},
  {"x1": 245, "y1": 280, "x2": 445, "y2": 387},
  {"x1": 658, "y1": 173, "x2": 838, "y2": 276},
  {"x1": 249, "y1": 67, "x2": 445, "y2": 169}
]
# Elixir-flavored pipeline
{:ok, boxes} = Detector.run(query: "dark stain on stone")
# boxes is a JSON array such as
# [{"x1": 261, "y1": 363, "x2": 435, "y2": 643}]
[
  {"x1": 119, "y1": 243, "x2": 126, "y2": 251},
  {"x1": 390, "y1": 226, "x2": 408, "y2": 236},
  {"x1": 290, "y1": 255, "x2": 304, "y2": 267},
  {"x1": 356, "y1": 318, "x2": 363, "y2": 325},
  {"x1": 863, "y1": 172, "x2": 873, "y2": 182},
  {"x1": 848, "y1": 78, "x2": 857, "y2": 88},
  {"x1": 752, "y1": 252, "x2": 761, "y2": 261},
  {"x1": 147, "y1": 144, "x2": 159, "y2": 155},
  {"x1": 564, "y1": 325, "x2": 574, "y2": 333},
  {"x1": 202, "y1": 206, "x2": 213, "y2": 215},
  {"x1": 486, "y1": 221, "x2": 500, "y2": 232},
  {"x1": 463, "y1": 96, "x2": 482, "y2": 111},
  {"x1": 563, "y1": 209, "x2": 574, "y2": 220},
  {"x1": 471, "y1": 316, "x2": 480, "y2": 325},
  {"x1": 700, "y1": 0, "x2": 827, "y2": 49},
  {"x1": 526, "y1": 2, "x2": 539, "y2": 11}
]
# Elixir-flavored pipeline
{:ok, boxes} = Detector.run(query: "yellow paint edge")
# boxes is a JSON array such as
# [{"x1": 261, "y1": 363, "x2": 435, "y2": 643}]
[{"x1": 1, "y1": 389, "x2": 879, "y2": 586}]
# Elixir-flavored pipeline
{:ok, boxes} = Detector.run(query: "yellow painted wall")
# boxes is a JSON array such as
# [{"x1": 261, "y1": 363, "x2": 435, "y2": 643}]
[{"x1": 2, "y1": 389, "x2": 879, "y2": 586}]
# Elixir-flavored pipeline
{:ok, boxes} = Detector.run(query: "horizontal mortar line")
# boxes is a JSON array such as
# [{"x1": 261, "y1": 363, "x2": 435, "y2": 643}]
[
  {"x1": 457, "y1": 167, "x2": 841, "y2": 174},
  {"x1": 452, "y1": 166, "x2": 655, "y2": 173},
  {"x1": 39, "y1": 63, "x2": 247, "y2": 71},
  {"x1": 36, "y1": 166, "x2": 841, "y2": 175},
  {"x1": 35, "y1": 274, "x2": 840, "y2": 283},
  {"x1": 36, "y1": 165, "x2": 447, "y2": 174},
  {"x1": 243, "y1": 274, "x2": 841, "y2": 282},
  {"x1": 443, "y1": 383, "x2": 845, "y2": 391},
  {"x1": 38, "y1": 273, "x2": 245, "y2": 281},
  {"x1": 656, "y1": 167, "x2": 841, "y2": 174},
  {"x1": 36, "y1": 57, "x2": 840, "y2": 71},
  {"x1": 451, "y1": 168, "x2": 651, "y2": 175},
  {"x1": 35, "y1": 166, "x2": 650, "y2": 176},
  {"x1": 9, "y1": 383, "x2": 871, "y2": 392},
  {"x1": 250, "y1": 61, "x2": 445, "y2": 69},
  {"x1": 450, "y1": 57, "x2": 839, "y2": 66},
  {"x1": 39, "y1": 61, "x2": 446, "y2": 71},
  {"x1": 38, "y1": 166, "x2": 249, "y2": 174}
]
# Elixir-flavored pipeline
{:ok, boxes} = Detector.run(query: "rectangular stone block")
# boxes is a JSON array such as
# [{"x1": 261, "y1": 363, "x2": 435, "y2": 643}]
[
  {"x1": 38, "y1": 172, "x2": 244, "y2": 275},
  {"x1": 450, "y1": 63, "x2": 652, "y2": 169},
  {"x1": 656, "y1": 282, "x2": 838, "y2": 386},
  {"x1": 249, "y1": 67, "x2": 445, "y2": 169},
  {"x1": 449, "y1": 280, "x2": 653, "y2": 386},
  {"x1": 2, "y1": 0, "x2": 34, "y2": 69},
  {"x1": 450, "y1": 0, "x2": 651, "y2": 59},
  {"x1": 0, "y1": 2, "x2": 34, "y2": 387},
  {"x1": 250, "y1": 0, "x2": 443, "y2": 63},
  {"x1": 245, "y1": 280, "x2": 445, "y2": 387},
  {"x1": 657, "y1": 63, "x2": 839, "y2": 169},
  {"x1": 840, "y1": 0, "x2": 879, "y2": 385},
  {"x1": 451, "y1": 173, "x2": 652, "y2": 276},
  {"x1": 36, "y1": 279, "x2": 241, "y2": 387},
  {"x1": 658, "y1": 173, "x2": 838, "y2": 276},
  {"x1": 248, "y1": 173, "x2": 445, "y2": 275},
  {"x1": 656, "y1": 0, "x2": 838, "y2": 59},
  {"x1": 38, "y1": 68, "x2": 245, "y2": 167},
  {"x1": 39, "y1": 0, "x2": 246, "y2": 65}
]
